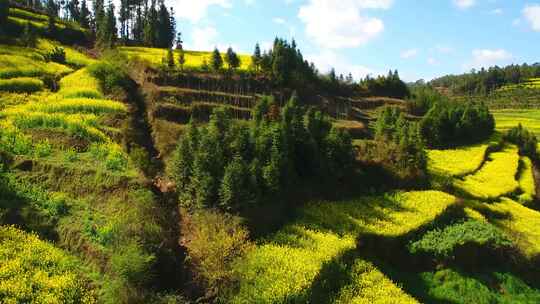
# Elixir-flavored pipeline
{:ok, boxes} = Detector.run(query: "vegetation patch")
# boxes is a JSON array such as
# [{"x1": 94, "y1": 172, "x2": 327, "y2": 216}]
[
  {"x1": 408, "y1": 220, "x2": 513, "y2": 262},
  {"x1": 518, "y1": 157, "x2": 537, "y2": 203},
  {"x1": 0, "y1": 77, "x2": 43, "y2": 93},
  {"x1": 469, "y1": 198, "x2": 540, "y2": 259}
]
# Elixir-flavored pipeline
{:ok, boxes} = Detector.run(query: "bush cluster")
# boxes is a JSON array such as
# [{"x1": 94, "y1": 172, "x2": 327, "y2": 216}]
[
  {"x1": 44, "y1": 46, "x2": 66, "y2": 64},
  {"x1": 420, "y1": 101, "x2": 494, "y2": 148},
  {"x1": 504, "y1": 123, "x2": 538, "y2": 161},
  {"x1": 409, "y1": 220, "x2": 513, "y2": 261},
  {"x1": 170, "y1": 95, "x2": 355, "y2": 211},
  {"x1": 87, "y1": 52, "x2": 130, "y2": 94},
  {"x1": 371, "y1": 106, "x2": 427, "y2": 179},
  {"x1": 180, "y1": 210, "x2": 252, "y2": 298}
]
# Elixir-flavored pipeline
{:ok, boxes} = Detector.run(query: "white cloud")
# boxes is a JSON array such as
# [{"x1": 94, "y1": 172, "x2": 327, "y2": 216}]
[
  {"x1": 307, "y1": 49, "x2": 376, "y2": 80},
  {"x1": 189, "y1": 26, "x2": 219, "y2": 51},
  {"x1": 298, "y1": 0, "x2": 393, "y2": 49},
  {"x1": 244, "y1": 0, "x2": 255, "y2": 5},
  {"x1": 490, "y1": 8, "x2": 503, "y2": 15},
  {"x1": 523, "y1": 4, "x2": 540, "y2": 31},
  {"x1": 465, "y1": 49, "x2": 513, "y2": 70},
  {"x1": 400, "y1": 49, "x2": 418, "y2": 59},
  {"x1": 434, "y1": 45, "x2": 454, "y2": 54},
  {"x1": 427, "y1": 57, "x2": 438, "y2": 65},
  {"x1": 174, "y1": 0, "x2": 232, "y2": 23},
  {"x1": 453, "y1": 0, "x2": 476, "y2": 9},
  {"x1": 273, "y1": 17, "x2": 286, "y2": 24}
]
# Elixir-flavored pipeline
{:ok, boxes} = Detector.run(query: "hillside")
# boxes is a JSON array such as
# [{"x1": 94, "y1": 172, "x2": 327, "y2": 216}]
[{"x1": 1, "y1": 3, "x2": 540, "y2": 304}]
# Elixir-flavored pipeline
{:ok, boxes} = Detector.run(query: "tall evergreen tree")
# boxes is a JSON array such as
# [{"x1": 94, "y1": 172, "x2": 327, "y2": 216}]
[
  {"x1": 178, "y1": 48, "x2": 186, "y2": 71},
  {"x1": 80, "y1": 0, "x2": 90, "y2": 28},
  {"x1": 97, "y1": 1, "x2": 117, "y2": 48},
  {"x1": 225, "y1": 47, "x2": 240, "y2": 72},
  {"x1": 132, "y1": 5, "x2": 144, "y2": 43},
  {"x1": 210, "y1": 47, "x2": 223, "y2": 72},
  {"x1": 0, "y1": 0, "x2": 9, "y2": 26},
  {"x1": 143, "y1": 1, "x2": 158, "y2": 46},
  {"x1": 67, "y1": 0, "x2": 80, "y2": 22},
  {"x1": 252, "y1": 43, "x2": 262, "y2": 72}
]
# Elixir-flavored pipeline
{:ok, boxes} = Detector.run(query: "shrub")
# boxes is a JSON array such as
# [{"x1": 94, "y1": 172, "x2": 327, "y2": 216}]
[
  {"x1": 44, "y1": 46, "x2": 67, "y2": 64},
  {"x1": 504, "y1": 123, "x2": 538, "y2": 161},
  {"x1": 110, "y1": 242, "x2": 155, "y2": 286},
  {"x1": 420, "y1": 101, "x2": 495, "y2": 148},
  {"x1": 409, "y1": 220, "x2": 513, "y2": 260},
  {"x1": 0, "y1": 77, "x2": 44, "y2": 93},
  {"x1": 105, "y1": 145, "x2": 128, "y2": 171},
  {"x1": 34, "y1": 139, "x2": 52, "y2": 158},
  {"x1": 87, "y1": 52, "x2": 130, "y2": 94},
  {"x1": 365, "y1": 106, "x2": 427, "y2": 181},
  {"x1": 21, "y1": 21, "x2": 37, "y2": 48},
  {"x1": 180, "y1": 210, "x2": 253, "y2": 297}
]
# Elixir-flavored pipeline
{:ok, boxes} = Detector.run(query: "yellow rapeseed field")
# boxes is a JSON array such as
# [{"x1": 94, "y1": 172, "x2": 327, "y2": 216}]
[
  {"x1": 58, "y1": 68, "x2": 104, "y2": 99},
  {"x1": 454, "y1": 145, "x2": 520, "y2": 200},
  {"x1": 427, "y1": 144, "x2": 489, "y2": 176},
  {"x1": 119, "y1": 46, "x2": 253, "y2": 70},
  {"x1": 231, "y1": 191, "x2": 455, "y2": 303},
  {"x1": 0, "y1": 225, "x2": 96, "y2": 303},
  {"x1": 473, "y1": 198, "x2": 540, "y2": 258}
]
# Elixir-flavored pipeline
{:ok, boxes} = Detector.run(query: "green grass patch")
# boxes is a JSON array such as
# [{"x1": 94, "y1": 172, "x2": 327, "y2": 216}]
[
  {"x1": 518, "y1": 157, "x2": 536, "y2": 204},
  {"x1": 412, "y1": 268, "x2": 540, "y2": 304}
]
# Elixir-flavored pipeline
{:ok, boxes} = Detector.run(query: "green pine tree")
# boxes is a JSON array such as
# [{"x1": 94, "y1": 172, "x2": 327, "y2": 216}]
[
  {"x1": 0, "y1": 0, "x2": 9, "y2": 26},
  {"x1": 210, "y1": 47, "x2": 223, "y2": 72}
]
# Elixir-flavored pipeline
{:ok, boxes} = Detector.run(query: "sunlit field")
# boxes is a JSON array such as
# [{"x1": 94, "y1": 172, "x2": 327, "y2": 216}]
[
  {"x1": 119, "y1": 46, "x2": 253, "y2": 70},
  {"x1": 454, "y1": 146, "x2": 520, "y2": 200},
  {"x1": 492, "y1": 109, "x2": 540, "y2": 138},
  {"x1": 231, "y1": 191, "x2": 455, "y2": 303},
  {"x1": 427, "y1": 144, "x2": 490, "y2": 177}
]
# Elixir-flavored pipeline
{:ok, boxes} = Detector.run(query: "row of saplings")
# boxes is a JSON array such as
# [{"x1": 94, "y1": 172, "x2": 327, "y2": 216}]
[{"x1": 169, "y1": 94, "x2": 355, "y2": 211}]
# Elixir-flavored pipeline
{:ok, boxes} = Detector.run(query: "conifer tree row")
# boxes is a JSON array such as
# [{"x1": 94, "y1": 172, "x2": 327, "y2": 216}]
[{"x1": 11, "y1": 0, "x2": 177, "y2": 49}]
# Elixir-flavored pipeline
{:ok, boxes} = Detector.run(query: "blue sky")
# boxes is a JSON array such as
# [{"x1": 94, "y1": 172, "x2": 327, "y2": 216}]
[{"x1": 166, "y1": 0, "x2": 540, "y2": 81}]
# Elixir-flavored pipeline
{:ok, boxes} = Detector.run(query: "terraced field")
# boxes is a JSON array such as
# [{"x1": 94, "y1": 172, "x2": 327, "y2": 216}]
[
  {"x1": 427, "y1": 143, "x2": 490, "y2": 177},
  {"x1": 231, "y1": 191, "x2": 456, "y2": 303},
  {"x1": 454, "y1": 145, "x2": 520, "y2": 200},
  {"x1": 492, "y1": 109, "x2": 540, "y2": 138}
]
